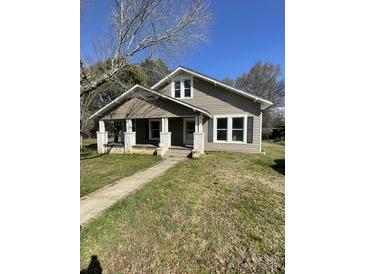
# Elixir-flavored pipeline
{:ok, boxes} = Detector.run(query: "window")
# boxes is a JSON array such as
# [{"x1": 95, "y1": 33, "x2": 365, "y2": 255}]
[
  {"x1": 186, "y1": 121, "x2": 195, "y2": 134},
  {"x1": 213, "y1": 115, "x2": 253, "y2": 143},
  {"x1": 232, "y1": 117, "x2": 244, "y2": 142},
  {"x1": 174, "y1": 81, "x2": 181, "y2": 98},
  {"x1": 216, "y1": 118, "x2": 228, "y2": 141},
  {"x1": 172, "y1": 78, "x2": 193, "y2": 98},
  {"x1": 184, "y1": 80, "x2": 191, "y2": 97},
  {"x1": 149, "y1": 120, "x2": 160, "y2": 140}
]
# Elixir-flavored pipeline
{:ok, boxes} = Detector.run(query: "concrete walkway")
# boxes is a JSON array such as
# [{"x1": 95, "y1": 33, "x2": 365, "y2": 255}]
[{"x1": 80, "y1": 158, "x2": 184, "y2": 226}]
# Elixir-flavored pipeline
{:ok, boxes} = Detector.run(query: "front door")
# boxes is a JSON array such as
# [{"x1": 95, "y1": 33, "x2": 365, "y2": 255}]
[{"x1": 184, "y1": 118, "x2": 195, "y2": 145}]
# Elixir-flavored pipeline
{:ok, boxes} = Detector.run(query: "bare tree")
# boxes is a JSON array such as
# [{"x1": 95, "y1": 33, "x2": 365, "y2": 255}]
[
  {"x1": 235, "y1": 61, "x2": 285, "y2": 107},
  {"x1": 80, "y1": 89, "x2": 98, "y2": 148},
  {"x1": 80, "y1": 0, "x2": 212, "y2": 97},
  {"x1": 233, "y1": 61, "x2": 285, "y2": 129},
  {"x1": 221, "y1": 77, "x2": 235, "y2": 86},
  {"x1": 140, "y1": 58, "x2": 170, "y2": 86},
  {"x1": 80, "y1": 61, "x2": 150, "y2": 147}
]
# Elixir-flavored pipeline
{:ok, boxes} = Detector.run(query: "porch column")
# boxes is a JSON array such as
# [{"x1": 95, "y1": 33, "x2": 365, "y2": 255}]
[
  {"x1": 124, "y1": 119, "x2": 135, "y2": 153},
  {"x1": 159, "y1": 118, "x2": 171, "y2": 150},
  {"x1": 193, "y1": 115, "x2": 205, "y2": 157},
  {"x1": 97, "y1": 120, "x2": 108, "y2": 154}
]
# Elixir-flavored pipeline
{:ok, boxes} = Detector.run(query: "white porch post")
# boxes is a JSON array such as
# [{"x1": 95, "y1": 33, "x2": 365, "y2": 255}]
[
  {"x1": 97, "y1": 120, "x2": 108, "y2": 153},
  {"x1": 124, "y1": 119, "x2": 136, "y2": 153},
  {"x1": 193, "y1": 115, "x2": 205, "y2": 157},
  {"x1": 159, "y1": 118, "x2": 171, "y2": 148},
  {"x1": 158, "y1": 118, "x2": 171, "y2": 156}
]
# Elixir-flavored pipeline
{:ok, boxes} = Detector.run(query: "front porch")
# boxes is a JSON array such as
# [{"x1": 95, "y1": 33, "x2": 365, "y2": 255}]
[{"x1": 97, "y1": 116, "x2": 205, "y2": 158}]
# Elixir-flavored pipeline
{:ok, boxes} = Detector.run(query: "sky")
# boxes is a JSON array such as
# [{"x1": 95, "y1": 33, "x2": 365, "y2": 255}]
[{"x1": 81, "y1": 0, "x2": 285, "y2": 80}]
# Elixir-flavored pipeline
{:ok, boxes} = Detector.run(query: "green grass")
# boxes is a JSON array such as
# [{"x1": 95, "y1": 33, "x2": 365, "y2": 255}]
[
  {"x1": 80, "y1": 142, "x2": 285, "y2": 273},
  {"x1": 80, "y1": 139, "x2": 162, "y2": 197}
]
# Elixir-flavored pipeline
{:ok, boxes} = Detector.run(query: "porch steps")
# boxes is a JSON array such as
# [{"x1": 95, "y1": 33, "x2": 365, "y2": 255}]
[
  {"x1": 132, "y1": 145, "x2": 157, "y2": 151},
  {"x1": 132, "y1": 145, "x2": 158, "y2": 155},
  {"x1": 164, "y1": 148, "x2": 192, "y2": 159}
]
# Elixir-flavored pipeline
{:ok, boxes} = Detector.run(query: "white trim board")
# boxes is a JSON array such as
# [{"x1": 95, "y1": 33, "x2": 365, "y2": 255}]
[
  {"x1": 259, "y1": 111, "x2": 263, "y2": 152},
  {"x1": 151, "y1": 66, "x2": 273, "y2": 110},
  {"x1": 89, "y1": 84, "x2": 211, "y2": 119}
]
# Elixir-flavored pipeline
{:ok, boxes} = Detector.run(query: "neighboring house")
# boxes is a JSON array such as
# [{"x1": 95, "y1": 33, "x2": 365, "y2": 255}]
[{"x1": 90, "y1": 66, "x2": 273, "y2": 157}]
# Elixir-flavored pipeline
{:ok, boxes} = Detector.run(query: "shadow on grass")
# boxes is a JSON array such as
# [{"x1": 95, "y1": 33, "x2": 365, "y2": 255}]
[
  {"x1": 80, "y1": 143, "x2": 107, "y2": 160},
  {"x1": 80, "y1": 153, "x2": 105, "y2": 161},
  {"x1": 80, "y1": 255, "x2": 102, "y2": 274},
  {"x1": 271, "y1": 159, "x2": 285, "y2": 175},
  {"x1": 85, "y1": 143, "x2": 97, "y2": 150},
  {"x1": 80, "y1": 143, "x2": 99, "y2": 160}
]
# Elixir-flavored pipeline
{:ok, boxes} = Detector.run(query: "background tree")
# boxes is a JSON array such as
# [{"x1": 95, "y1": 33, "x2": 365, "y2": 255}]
[
  {"x1": 221, "y1": 77, "x2": 235, "y2": 86},
  {"x1": 140, "y1": 59, "x2": 170, "y2": 86},
  {"x1": 221, "y1": 61, "x2": 285, "y2": 129},
  {"x1": 235, "y1": 61, "x2": 285, "y2": 107},
  {"x1": 89, "y1": 62, "x2": 149, "y2": 107},
  {"x1": 80, "y1": 61, "x2": 150, "y2": 146}
]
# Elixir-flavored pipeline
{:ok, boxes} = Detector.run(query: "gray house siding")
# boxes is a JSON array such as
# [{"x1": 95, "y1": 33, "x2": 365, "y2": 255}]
[
  {"x1": 157, "y1": 75, "x2": 262, "y2": 153},
  {"x1": 158, "y1": 76, "x2": 260, "y2": 116}
]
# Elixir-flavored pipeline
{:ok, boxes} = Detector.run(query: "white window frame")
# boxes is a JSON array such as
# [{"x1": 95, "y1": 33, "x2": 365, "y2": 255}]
[
  {"x1": 214, "y1": 117, "x2": 229, "y2": 142},
  {"x1": 213, "y1": 114, "x2": 248, "y2": 144},
  {"x1": 171, "y1": 76, "x2": 193, "y2": 99},
  {"x1": 172, "y1": 80, "x2": 182, "y2": 99},
  {"x1": 149, "y1": 119, "x2": 161, "y2": 140}
]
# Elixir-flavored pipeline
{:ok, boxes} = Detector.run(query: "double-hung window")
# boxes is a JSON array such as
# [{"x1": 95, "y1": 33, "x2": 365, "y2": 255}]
[
  {"x1": 232, "y1": 117, "x2": 244, "y2": 142},
  {"x1": 172, "y1": 78, "x2": 193, "y2": 98},
  {"x1": 216, "y1": 118, "x2": 228, "y2": 141},
  {"x1": 213, "y1": 115, "x2": 251, "y2": 143},
  {"x1": 184, "y1": 79, "x2": 191, "y2": 98}
]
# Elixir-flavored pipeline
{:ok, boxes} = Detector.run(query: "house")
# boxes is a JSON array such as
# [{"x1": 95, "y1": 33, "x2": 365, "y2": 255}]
[{"x1": 90, "y1": 66, "x2": 273, "y2": 157}]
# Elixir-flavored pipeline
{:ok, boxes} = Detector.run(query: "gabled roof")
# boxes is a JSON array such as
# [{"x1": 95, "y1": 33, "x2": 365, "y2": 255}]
[
  {"x1": 151, "y1": 66, "x2": 273, "y2": 110},
  {"x1": 89, "y1": 85, "x2": 211, "y2": 119}
]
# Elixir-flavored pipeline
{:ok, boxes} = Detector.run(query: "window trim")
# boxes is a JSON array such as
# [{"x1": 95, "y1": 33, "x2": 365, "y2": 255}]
[
  {"x1": 213, "y1": 114, "x2": 249, "y2": 144},
  {"x1": 183, "y1": 79, "x2": 192, "y2": 98},
  {"x1": 171, "y1": 76, "x2": 193, "y2": 99},
  {"x1": 216, "y1": 117, "x2": 228, "y2": 141},
  {"x1": 149, "y1": 119, "x2": 161, "y2": 140},
  {"x1": 173, "y1": 80, "x2": 181, "y2": 98},
  {"x1": 232, "y1": 117, "x2": 245, "y2": 142}
]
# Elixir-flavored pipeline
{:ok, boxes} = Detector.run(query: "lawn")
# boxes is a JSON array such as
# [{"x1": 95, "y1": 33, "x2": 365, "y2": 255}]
[
  {"x1": 80, "y1": 142, "x2": 285, "y2": 273},
  {"x1": 80, "y1": 139, "x2": 162, "y2": 197}
]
